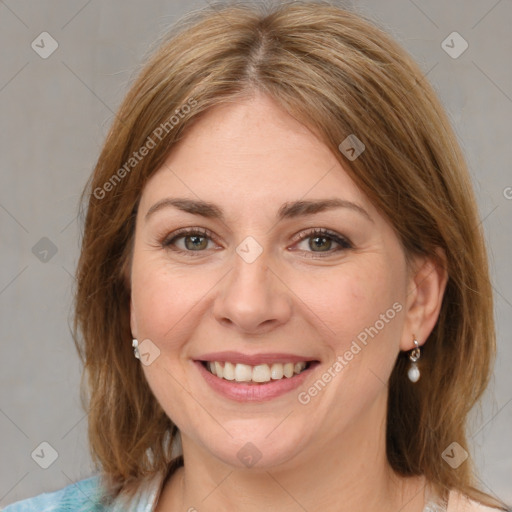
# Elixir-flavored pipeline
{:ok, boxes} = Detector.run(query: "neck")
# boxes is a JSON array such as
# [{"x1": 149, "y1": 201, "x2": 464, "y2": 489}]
[{"x1": 157, "y1": 389, "x2": 426, "y2": 512}]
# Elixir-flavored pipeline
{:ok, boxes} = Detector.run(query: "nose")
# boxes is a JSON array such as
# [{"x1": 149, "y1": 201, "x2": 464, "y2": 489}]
[{"x1": 212, "y1": 246, "x2": 293, "y2": 335}]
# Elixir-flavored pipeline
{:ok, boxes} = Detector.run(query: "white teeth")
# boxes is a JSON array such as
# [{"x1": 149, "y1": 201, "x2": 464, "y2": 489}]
[
  {"x1": 234, "y1": 363, "x2": 253, "y2": 382},
  {"x1": 223, "y1": 361, "x2": 235, "y2": 380},
  {"x1": 252, "y1": 364, "x2": 271, "y2": 383},
  {"x1": 270, "y1": 363, "x2": 284, "y2": 380},
  {"x1": 283, "y1": 362, "x2": 294, "y2": 378},
  {"x1": 294, "y1": 362, "x2": 306, "y2": 374},
  {"x1": 205, "y1": 361, "x2": 309, "y2": 383}
]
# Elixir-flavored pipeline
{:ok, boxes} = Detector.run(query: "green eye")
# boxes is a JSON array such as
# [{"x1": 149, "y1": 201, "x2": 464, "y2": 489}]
[
  {"x1": 162, "y1": 227, "x2": 353, "y2": 258},
  {"x1": 162, "y1": 228, "x2": 215, "y2": 254},
  {"x1": 182, "y1": 234, "x2": 209, "y2": 251},
  {"x1": 293, "y1": 228, "x2": 353, "y2": 256}
]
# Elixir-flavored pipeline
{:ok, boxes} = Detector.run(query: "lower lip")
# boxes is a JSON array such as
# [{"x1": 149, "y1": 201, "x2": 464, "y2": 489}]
[{"x1": 195, "y1": 361, "x2": 313, "y2": 402}]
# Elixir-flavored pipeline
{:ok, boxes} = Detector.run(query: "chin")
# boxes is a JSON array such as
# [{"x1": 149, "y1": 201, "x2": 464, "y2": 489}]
[{"x1": 194, "y1": 419, "x2": 316, "y2": 471}]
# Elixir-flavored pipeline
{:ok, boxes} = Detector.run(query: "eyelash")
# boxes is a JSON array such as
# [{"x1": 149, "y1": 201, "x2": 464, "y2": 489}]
[{"x1": 161, "y1": 227, "x2": 353, "y2": 258}]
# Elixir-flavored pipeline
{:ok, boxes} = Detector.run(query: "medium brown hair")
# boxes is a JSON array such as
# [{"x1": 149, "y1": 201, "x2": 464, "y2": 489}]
[{"x1": 74, "y1": 0, "x2": 504, "y2": 507}]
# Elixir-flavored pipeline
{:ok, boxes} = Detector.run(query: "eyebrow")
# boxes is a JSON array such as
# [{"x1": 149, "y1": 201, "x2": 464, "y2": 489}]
[{"x1": 145, "y1": 197, "x2": 373, "y2": 223}]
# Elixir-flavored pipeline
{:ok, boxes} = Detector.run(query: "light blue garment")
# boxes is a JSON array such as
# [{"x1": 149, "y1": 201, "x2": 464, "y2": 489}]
[{"x1": 1, "y1": 473, "x2": 164, "y2": 512}]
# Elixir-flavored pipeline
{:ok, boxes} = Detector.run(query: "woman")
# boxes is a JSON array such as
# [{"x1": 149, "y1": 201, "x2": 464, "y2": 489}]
[{"x1": 3, "y1": 1, "x2": 509, "y2": 511}]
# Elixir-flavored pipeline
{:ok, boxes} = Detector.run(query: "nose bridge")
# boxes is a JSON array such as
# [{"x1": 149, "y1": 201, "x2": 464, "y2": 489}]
[
  {"x1": 235, "y1": 236, "x2": 273, "y2": 290},
  {"x1": 213, "y1": 236, "x2": 292, "y2": 332}
]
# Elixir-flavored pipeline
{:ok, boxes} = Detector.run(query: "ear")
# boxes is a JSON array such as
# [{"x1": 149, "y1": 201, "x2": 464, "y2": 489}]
[
  {"x1": 130, "y1": 296, "x2": 138, "y2": 340},
  {"x1": 400, "y1": 247, "x2": 449, "y2": 351}
]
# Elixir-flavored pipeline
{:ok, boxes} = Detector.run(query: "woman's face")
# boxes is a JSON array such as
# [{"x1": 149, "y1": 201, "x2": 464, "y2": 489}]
[{"x1": 130, "y1": 92, "x2": 419, "y2": 470}]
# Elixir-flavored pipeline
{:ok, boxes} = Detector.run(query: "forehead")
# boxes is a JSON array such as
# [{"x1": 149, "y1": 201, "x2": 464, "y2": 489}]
[{"x1": 139, "y1": 93, "x2": 373, "y2": 219}]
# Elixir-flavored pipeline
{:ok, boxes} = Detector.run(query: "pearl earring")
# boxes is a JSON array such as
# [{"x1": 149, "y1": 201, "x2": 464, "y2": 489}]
[
  {"x1": 132, "y1": 339, "x2": 141, "y2": 360},
  {"x1": 407, "y1": 337, "x2": 421, "y2": 383}
]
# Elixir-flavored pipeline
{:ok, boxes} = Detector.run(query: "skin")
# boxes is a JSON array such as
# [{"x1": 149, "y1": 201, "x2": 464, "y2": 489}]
[{"x1": 129, "y1": 91, "x2": 448, "y2": 512}]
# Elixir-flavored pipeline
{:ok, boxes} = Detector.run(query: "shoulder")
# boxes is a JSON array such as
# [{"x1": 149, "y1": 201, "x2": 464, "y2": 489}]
[
  {"x1": 447, "y1": 490, "x2": 509, "y2": 512},
  {"x1": 1, "y1": 476, "x2": 106, "y2": 512}
]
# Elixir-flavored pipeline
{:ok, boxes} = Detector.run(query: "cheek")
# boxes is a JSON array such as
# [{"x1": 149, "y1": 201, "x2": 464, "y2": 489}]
[
  {"x1": 130, "y1": 248, "x2": 223, "y2": 354},
  {"x1": 132, "y1": 271, "x2": 192, "y2": 345},
  {"x1": 297, "y1": 258, "x2": 405, "y2": 356},
  {"x1": 131, "y1": 258, "x2": 209, "y2": 427}
]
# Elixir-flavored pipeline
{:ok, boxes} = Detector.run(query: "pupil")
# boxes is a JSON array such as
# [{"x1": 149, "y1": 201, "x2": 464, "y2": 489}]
[
  {"x1": 311, "y1": 236, "x2": 331, "y2": 251},
  {"x1": 186, "y1": 235, "x2": 207, "y2": 250}
]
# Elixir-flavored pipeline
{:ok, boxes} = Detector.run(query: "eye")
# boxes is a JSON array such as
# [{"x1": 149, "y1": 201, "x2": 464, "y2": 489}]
[
  {"x1": 162, "y1": 227, "x2": 218, "y2": 255},
  {"x1": 161, "y1": 227, "x2": 353, "y2": 258},
  {"x1": 291, "y1": 228, "x2": 353, "y2": 257}
]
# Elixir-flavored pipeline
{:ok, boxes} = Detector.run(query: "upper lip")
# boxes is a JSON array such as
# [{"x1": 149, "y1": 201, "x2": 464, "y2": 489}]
[{"x1": 195, "y1": 351, "x2": 318, "y2": 366}]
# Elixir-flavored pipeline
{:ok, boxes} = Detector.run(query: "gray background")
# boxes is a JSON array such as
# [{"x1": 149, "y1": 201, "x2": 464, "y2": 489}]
[{"x1": 1, "y1": 0, "x2": 511, "y2": 508}]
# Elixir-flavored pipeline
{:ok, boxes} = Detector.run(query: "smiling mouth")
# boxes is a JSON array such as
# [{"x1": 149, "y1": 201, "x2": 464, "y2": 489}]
[{"x1": 200, "y1": 360, "x2": 316, "y2": 384}]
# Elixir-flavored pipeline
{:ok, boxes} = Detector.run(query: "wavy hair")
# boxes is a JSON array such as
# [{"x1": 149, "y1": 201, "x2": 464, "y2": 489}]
[{"x1": 73, "y1": 1, "x2": 504, "y2": 508}]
